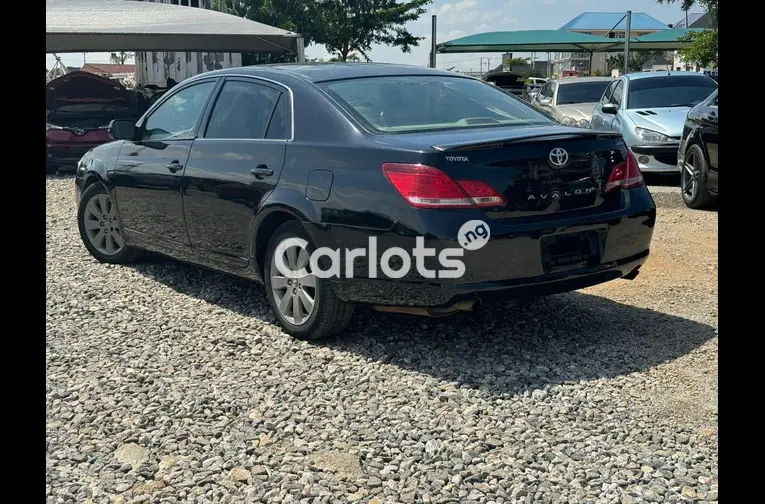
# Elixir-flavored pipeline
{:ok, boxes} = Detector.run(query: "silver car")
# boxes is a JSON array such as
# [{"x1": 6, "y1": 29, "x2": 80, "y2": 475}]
[
  {"x1": 530, "y1": 77, "x2": 613, "y2": 128},
  {"x1": 590, "y1": 72, "x2": 718, "y2": 173}
]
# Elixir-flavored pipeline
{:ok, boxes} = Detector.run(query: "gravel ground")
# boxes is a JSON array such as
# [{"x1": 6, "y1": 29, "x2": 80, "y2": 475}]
[{"x1": 47, "y1": 176, "x2": 717, "y2": 504}]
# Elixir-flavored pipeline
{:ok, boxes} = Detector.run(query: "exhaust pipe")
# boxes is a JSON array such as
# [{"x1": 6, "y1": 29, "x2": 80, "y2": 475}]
[
  {"x1": 373, "y1": 299, "x2": 480, "y2": 317},
  {"x1": 622, "y1": 267, "x2": 641, "y2": 280}
]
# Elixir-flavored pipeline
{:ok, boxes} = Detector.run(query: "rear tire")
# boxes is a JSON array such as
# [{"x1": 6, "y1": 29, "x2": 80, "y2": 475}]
[
  {"x1": 77, "y1": 183, "x2": 142, "y2": 264},
  {"x1": 263, "y1": 221, "x2": 354, "y2": 340},
  {"x1": 46, "y1": 161, "x2": 58, "y2": 175},
  {"x1": 681, "y1": 144, "x2": 717, "y2": 209}
]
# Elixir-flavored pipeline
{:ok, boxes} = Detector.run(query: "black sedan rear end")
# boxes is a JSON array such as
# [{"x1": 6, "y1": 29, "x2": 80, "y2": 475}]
[{"x1": 74, "y1": 63, "x2": 655, "y2": 339}]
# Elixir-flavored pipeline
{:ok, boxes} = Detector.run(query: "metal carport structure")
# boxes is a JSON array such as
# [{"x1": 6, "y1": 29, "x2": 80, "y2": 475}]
[
  {"x1": 435, "y1": 30, "x2": 624, "y2": 54},
  {"x1": 46, "y1": 0, "x2": 305, "y2": 59},
  {"x1": 629, "y1": 29, "x2": 705, "y2": 51},
  {"x1": 435, "y1": 27, "x2": 707, "y2": 76}
]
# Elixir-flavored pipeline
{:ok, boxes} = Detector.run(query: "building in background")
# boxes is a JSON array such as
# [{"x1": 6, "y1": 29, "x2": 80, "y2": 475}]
[
  {"x1": 135, "y1": 0, "x2": 242, "y2": 88},
  {"x1": 552, "y1": 12, "x2": 669, "y2": 76}
]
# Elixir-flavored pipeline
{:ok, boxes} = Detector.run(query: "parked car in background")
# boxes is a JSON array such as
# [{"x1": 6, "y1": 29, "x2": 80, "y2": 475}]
[
  {"x1": 590, "y1": 72, "x2": 717, "y2": 173},
  {"x1": 678, "y1": 88, "x2": 718, "y2": 208},
  {"x1": 74, "y1": 63, "x2": 655, "y2": 340},
  {"x1": 483, "y1": 71, "x2": 526, "y2": 97},
  {"x1": 46, "y1": 71, "x2": 142, "y2": 174},
  {"x1": 530, "y1": 77, "x2": 613, "y2": 128},
  {"x1": 523, "y1": 83, "x2": 543, "y2": 102}
]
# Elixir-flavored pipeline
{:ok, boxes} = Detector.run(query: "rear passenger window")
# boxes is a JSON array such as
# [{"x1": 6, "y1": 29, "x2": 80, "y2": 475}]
[
  {"x1": 205, "y1": 80, "x2": 281, "y2": 139},
  {"x1": 266, "y1": 94, "x2": 290, "y2": 140}
]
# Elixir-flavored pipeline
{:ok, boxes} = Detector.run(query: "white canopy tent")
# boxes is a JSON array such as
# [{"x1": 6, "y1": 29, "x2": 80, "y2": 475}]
[{"x1": 46, "y1": 0, "x2": 305, "y2": 59}]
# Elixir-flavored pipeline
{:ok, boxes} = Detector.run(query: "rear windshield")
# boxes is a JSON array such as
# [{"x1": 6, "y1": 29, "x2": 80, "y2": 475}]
[
  {"x1": 556, "y1": 81, "x2": 611, "y2": 105},
  {"x1": 318, "y1": 75, "x2": 552, "y2": 133},
  {"x1": 627, "y1": 75, "x2": 717, "y2": 109}
]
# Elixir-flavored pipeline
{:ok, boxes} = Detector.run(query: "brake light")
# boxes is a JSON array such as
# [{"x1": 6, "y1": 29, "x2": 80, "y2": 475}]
[
  {"x1": 382, "y1": 163, "x2": 505, "y2": 208},
  {"x1": 605, "y1": 150, "x2": 644, "y2": 193}
]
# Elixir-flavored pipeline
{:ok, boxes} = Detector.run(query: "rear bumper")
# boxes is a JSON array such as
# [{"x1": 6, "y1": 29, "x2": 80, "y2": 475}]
[
  {"x1": 630, "y1": 145, "x2": 680, "y2": 173},
  {"x1": 308, "y1": 187, "x2": 657, "y2": 308},
  {"x1": 330, "y1": 253, "x2": 648, "y2": 307}
]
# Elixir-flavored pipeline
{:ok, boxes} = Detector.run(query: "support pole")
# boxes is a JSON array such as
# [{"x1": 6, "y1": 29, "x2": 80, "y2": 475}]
[
  {"x1": 623, "y1": 10, "x2": 632, "y2": 75},
  {"x1": 430, "y1": 15, "x2": 437, "y2": 68}
]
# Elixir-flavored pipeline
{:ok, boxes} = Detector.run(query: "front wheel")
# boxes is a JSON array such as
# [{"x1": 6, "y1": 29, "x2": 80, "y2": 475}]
[
  {"x1": 681, "y1": 144, "x2": 717, "y2": 209},
  {"x1": 263, "y1": 221, "x2": 354, "y2": 340},
  {"x1": 77, "y1": 183, "x2": 142, "y2": 264}
]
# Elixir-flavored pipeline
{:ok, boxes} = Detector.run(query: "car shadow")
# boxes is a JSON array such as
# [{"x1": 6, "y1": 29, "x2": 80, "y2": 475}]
[{"x1": 127, "y1": 257, "x2": 716, "y2": 396}]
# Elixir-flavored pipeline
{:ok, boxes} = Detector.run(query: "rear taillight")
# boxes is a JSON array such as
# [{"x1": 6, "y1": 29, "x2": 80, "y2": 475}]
[
  {"x1": 382, "y1": 163, "x2": 505, "y2": 209},
  {"x1": 605, "y1": 150, "x2": 644, "y2": 193}
]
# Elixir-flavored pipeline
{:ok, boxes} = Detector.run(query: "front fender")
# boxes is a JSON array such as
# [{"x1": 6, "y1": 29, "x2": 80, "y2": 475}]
[{"x1": 76, "y1": 140, "x2": 125, "y2": 191}]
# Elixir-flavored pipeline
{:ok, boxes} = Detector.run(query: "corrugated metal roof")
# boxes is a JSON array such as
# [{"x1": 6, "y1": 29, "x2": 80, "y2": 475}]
[
  {"x1": 559, "y1": 12, "x2": 669, "y2": 31},
  {"x1": 46, "y1": 0, "x2": 304, "y2": 54},
  {"x1": 81, "y1": 63, "x2": 136, "y2": 75}
]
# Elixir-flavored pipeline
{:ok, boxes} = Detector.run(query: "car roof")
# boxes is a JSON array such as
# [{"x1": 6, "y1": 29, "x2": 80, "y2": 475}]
[
  {"x1": 552, "y1": 76, "x2": 614, "y2": 84},
  {"x1": 196, "y1": 62, "x2": 465, "y2": 83},
  {"x1": 624, "y1": 71, "x2": 715, "y2": 81}
]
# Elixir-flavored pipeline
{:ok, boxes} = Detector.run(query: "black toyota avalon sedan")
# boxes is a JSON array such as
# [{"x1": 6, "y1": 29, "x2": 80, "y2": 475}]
[{"x1": 74, "y1": 63, "x2": 656, "y2": 340}]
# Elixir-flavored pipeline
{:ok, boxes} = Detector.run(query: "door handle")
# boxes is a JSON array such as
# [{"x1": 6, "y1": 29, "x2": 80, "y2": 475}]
[
  {"x1": 250, "y1": 165, "x2": 274, "y2": 179},
  {"x1": 167, "y1": 160, "x2": 183, "y2": 173}
]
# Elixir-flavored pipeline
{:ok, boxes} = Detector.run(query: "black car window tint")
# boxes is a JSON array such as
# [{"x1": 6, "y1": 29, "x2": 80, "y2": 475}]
[
  {"x1": 265, "y1": 93, "x2": 290, "y2": 140},
  {"x1": 143, "y1": 81, "x2": 216, "y2": 141},
  {"x1": 610, "y1": 81, "x2": 624, "y2": 106},
  {"x1": 601, "y1": 82, "x2": 613, "y2": 104},
  {"x1": 205, "y1": 81, "x2": 281, "y2": 139}
]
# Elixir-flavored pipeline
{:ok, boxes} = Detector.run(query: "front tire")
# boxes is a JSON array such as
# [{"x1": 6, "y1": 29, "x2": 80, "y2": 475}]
[
  {"x1": 263, "y1": 221, "x2": 354, "y2": 340},
  {"x1": 681, "y1": 143, "x2": 717, "y2": 209},
  {"x1": 77, "y1": 183, "x2": 142, "y2": 264}
]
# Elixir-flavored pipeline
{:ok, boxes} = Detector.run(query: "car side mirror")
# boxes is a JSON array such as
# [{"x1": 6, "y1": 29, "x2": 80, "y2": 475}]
[
  {"x1": 108, "y1": 119, "x2": 137, "y2": 140},
  {"x1": 601, "y1": 103, "x2": 618, "y2": 115},
  {"x1": 539, "y1": 98, "x2": 552, "y2": 107}
]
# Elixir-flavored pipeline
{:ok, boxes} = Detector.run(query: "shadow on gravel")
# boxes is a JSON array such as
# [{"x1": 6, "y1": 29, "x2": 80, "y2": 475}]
[{"x1": 129, "y1": 257, "x2": 715, "y2": 396}]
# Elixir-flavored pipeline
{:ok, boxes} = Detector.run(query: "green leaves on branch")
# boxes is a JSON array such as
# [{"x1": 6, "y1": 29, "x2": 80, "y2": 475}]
[
  {"x1": 678, "y1": 29, "x2": 718, "y2": 69},
  {"x1": 212, "y1": 0, "x2": 434, "y2": 62},
  {"x1": 654, "y1": 0, "x2": 717, "y2": 69}
]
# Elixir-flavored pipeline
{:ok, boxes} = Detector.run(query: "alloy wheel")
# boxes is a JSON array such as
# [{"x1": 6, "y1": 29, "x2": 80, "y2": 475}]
[
  {"x1": 270, "y1": 239, "x2": 317, "y2": 326},
  {"x1": 82, "y1": 193, "x2": 125, "y2": 256},
  {"x1": 681, "y1": 151, "x2": 700, "y2": 201}
]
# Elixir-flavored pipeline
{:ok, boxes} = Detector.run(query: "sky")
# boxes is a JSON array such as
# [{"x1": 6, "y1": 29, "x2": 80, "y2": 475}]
[{"x1": 46, "y1": 0, "x2": 691, "y2": 73}]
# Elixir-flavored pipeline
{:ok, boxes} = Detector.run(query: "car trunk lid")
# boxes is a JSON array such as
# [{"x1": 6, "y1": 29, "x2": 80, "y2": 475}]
[{"x1": 430, "y1": 127, "x2": 627, "y2": 218}]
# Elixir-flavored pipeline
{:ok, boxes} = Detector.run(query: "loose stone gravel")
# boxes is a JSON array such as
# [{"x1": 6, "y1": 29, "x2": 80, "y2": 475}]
[{"x1": 47, "y1": 176, "x2": 717, "y2": 504}]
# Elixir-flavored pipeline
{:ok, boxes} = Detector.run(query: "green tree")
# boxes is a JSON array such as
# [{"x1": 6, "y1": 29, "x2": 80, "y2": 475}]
[
  {"x1": 606, "y1": 51, "x2": 653, "y2": 72},
  {"x1": 503, "y1": 57, "x2": 529, "y2": 68},
  {"x1": 211, "y1": 0, "x2": 321, "y2": 63},
  {"x1": 655, "y1": 0, "x2": 718, "y2": 68},
  {"x1": 677, "y1": 29, "x2": 718, "y2": 69},
  {"x1": 318, "y1": 0, "x2": 432, "y2": 61},
  {"x1": 329, "y1": 52, "x2": 361, "y2": 62},
  {"x1": 109, "y1": 52, "x2": 134, "y2": 65}
]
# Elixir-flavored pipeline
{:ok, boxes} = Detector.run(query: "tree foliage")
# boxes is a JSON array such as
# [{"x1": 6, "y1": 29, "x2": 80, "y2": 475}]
[
  {"x1": 678, "y1": 29, "x2": 718, "y2": 69},
  {"x1": 316, "y1": 0, "x2": 432, "y2": 61},
  {"x1": 110, "y1": 52, "x2": 134, "y2": 65},
  {"x1": 212, "y1": 0, "x2": 433, "y2": 63},
  {"x1": 503, "y1": 57, "x2": 529, "y2": 68},
  {"x1": 655, "y1": 0, "x2": 718, "y2": 69},
  {"x1": 606, "y1": 51, "x2": 654, "y2": 72}
]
